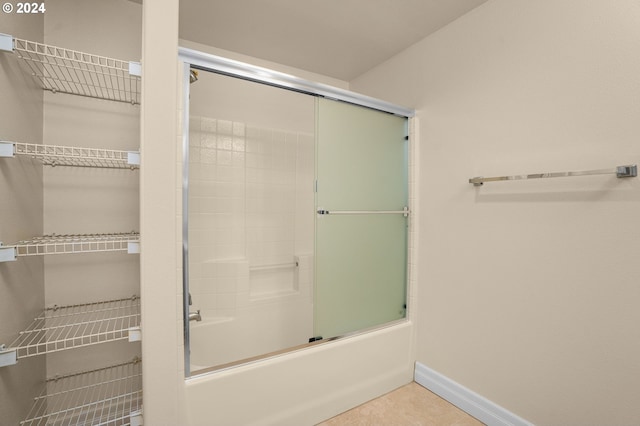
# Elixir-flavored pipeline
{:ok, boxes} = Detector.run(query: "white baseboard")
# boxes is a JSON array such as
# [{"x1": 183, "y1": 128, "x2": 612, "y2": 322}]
[{"x1": 414, "y1": 362, "x2": 534, "y2": 426}]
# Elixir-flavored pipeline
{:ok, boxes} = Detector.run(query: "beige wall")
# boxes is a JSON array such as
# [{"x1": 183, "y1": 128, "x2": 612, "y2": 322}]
[
  {"x1": 140, "y1": 1, "x2": 181, "y2": 423},
  {"x1": 0, "y1": 11, "x2": 45, "y2": 425},
  {"x1": 42, "y1": 0, "x2": 142, "y2": 375},
  {"x1": 351, "y1": 1, "x2": 640, "y2": 424}
]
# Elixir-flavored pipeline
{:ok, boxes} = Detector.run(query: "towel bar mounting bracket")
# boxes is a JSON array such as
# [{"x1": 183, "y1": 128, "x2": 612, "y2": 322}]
[{"x1": 616, "y1": 165, "x2": 637, "y2": 178}]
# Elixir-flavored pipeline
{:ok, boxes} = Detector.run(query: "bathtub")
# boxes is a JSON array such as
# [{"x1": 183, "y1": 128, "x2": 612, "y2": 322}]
[
  {"x1": 188, "y1": 299, "x2": 313, "y2": 374},
  {"x1": 189, "y1": 317, "x2": 234, "y2": 371}
]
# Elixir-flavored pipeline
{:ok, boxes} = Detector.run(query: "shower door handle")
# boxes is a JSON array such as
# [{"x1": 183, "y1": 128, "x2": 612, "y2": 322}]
[{"x1": 317, "y1": 207, "x2": 409, "y2": 217}]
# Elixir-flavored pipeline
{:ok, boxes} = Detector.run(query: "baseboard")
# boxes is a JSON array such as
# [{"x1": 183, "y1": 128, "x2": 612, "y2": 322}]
[{"x1": 414, "y1": 362, "x2": 533, "y2": 426}]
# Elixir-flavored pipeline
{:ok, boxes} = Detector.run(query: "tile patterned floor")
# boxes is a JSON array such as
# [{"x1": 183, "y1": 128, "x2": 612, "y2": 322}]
[{"x1": 316, "y1": 382, "x2": 485, "y2": 426}]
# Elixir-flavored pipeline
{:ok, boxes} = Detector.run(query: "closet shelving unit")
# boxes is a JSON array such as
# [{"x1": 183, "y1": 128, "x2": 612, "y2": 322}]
[
  {"x1": 1, "y1": 32, "x2": 143, "y2": 425},
  {"x1": 21, "y1": 358, "x2": 143, "y2": 426}
]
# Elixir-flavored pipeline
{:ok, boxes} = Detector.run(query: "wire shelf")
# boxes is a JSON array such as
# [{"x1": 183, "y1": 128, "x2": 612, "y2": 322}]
[
  {"x1": 12, "y1": 37, "x2": 141, "y2": 104},
  {"x1": 21, "y1": 358, "x2": 142, "y2": 426},
  {"x1": 0, "y1": 233, "x2": 140, "y2": 262},
  {"x1": 14, "y1": 232, "x2": 140, "y2": 257},
  {"x1": 5, "y1": 141, "x2": 140, "y2": 169},
  {"x1": 8, "y1": 296, "x2": 140, "y2": 360}
]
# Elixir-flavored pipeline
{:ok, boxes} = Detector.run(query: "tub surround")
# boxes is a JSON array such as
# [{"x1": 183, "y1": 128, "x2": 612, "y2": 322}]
[{"x1": 185, "y1": 322, "x2": 414, "y2": 425}]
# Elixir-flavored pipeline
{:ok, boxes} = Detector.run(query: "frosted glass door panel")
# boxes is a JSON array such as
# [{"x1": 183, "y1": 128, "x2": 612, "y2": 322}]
[
  {"x1": 316, "y1": 100, "x2": 408, "y2": 210},
  {"x1": 315, "y1": 98, "x2": 408, "y2": 339},
  {"x1": 316, "y1": 214, "x2": 407, "y2": 337}
]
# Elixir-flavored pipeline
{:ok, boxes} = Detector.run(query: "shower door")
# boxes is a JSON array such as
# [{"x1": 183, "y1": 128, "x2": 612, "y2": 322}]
[
  {"x1": 315, "y1": 98, "x2": 408, "y2": 339},
  {"x1": 183, "y1": 57, "x2": 412, "y2": 373}
]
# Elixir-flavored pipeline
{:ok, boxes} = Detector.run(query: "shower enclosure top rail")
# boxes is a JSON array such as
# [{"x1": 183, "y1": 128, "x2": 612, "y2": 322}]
[
  {"x1": 469, "y1": 164, "x2": 637, "y2": 186},
  {"x1": 178, "y1": 47, "x2": 414, "y2": 118}
]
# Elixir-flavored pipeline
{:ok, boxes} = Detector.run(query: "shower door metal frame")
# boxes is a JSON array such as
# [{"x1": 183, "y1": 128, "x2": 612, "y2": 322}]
[
  {"x1": 180, "y1": 61, "x2": 192, "y2": 377},
  {"x1": 178, "y1": 48, "x2": 415, "y2": 118},
  {"x1": 178, "y1": 47, "x2": 415, "y2": 378}
]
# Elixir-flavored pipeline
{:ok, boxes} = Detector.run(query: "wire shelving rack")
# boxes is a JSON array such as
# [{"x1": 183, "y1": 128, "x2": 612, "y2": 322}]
[
  {"x1": 0, "y1": 30, "x2": 144, "y2": 425},
  {"x1": 0, "y1": 232, "x2": 140, "y2": 262},
  {"x1": 0, "y1": 296, "x2": 141, "y2": 364},
  {"x1": 0, "y1": 33, "x2": 141, "y2": 104},
  {"x1": 0, "y1": 141, "x2": 140, "y2": 169},
  {"x1": 21, "y1": 358, "x2": 143, "y2": 426}
]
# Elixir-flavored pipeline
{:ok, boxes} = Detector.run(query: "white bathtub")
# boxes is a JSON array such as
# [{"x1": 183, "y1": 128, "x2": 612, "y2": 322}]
[
  {"x1": 189, "y1": 317, "x2": 234, "y2": 371},
  {"x1": 188, "y1": 299, "x2": 313, "y2": 373}
]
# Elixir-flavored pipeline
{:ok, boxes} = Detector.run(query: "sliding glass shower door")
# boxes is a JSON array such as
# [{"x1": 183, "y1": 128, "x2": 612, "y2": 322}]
[
  {"x1": 315, "y1": 98, "x2": 408, "y2": 339},
  {"x1": 183, "y1": 62, "x2": 411, "y2": 374}
]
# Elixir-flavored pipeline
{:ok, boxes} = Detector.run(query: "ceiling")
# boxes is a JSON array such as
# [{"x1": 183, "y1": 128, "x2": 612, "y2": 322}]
[{"x1": 178, "y1": 0, "x2": 488, "y2": 81}]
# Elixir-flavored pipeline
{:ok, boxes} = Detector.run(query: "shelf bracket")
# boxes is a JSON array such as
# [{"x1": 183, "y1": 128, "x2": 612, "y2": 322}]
[
  {"x1": 0, "y1": 33, "x2": 13, "y2": 52},
  {"x1": 128, "y1": 242, "x2": 140, "y2": 254},
  {"x1": 0, "y1": 141, "x2": 15, "y2": 157},
  {"x1": 128, "y1": 151, "x2": 141, "y2": 166},
  {"x1": 616, "y1": 165, "x2": 637, "y2": 178},
  {"x1": 130, "y1": 408, "x2": 144, "y2": 426},
  {"x1": 0, "y1": 345, "x2": 17, "y2": 367},
  {"x1": 0, "y1": 243, "x2": 17, "y2": 262},
  {"x1": 128, "y1": 326, "x2": 142, "y2": 342},
  {"x1": 129, "y1": 61, "x2": 142, "y2": 77}
]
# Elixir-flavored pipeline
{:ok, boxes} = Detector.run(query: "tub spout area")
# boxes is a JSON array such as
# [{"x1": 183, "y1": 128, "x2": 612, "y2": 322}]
[{"x1": 189, "y1": 310, "x2": 202, "y2": 322}]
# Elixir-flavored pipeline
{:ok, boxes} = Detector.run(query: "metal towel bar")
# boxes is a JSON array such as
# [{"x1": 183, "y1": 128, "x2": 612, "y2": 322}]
[
  {"x1": 469, "y1": 165, "x2": 637, "y2": 186},
  {"x1": 317, "y1": 207, "x2": 409, "y2": 217}
]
